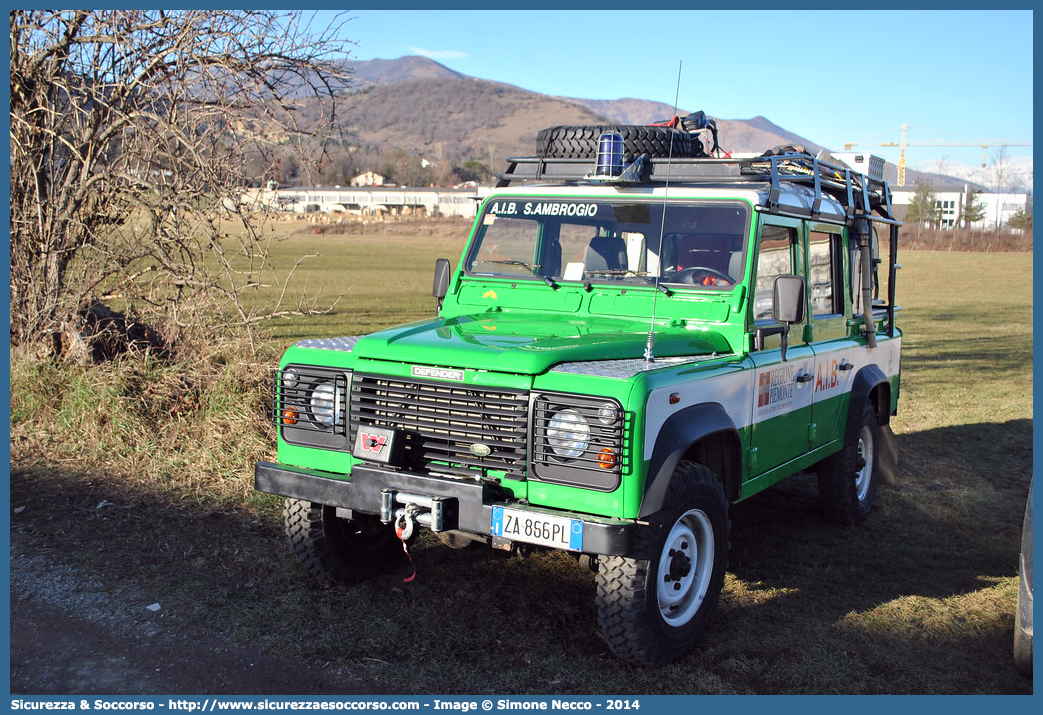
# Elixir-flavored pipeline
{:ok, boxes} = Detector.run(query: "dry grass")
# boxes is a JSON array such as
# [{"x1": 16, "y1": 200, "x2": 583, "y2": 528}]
[
  {"x1": 899, "y1": 226, "x2": 1032, "y2": 252},
  {"x1": 8, "y1": 223, "x2": 1033, "y2": 693},
  {"x1": 10, "y1": 343, "x2": 277, "y2": 510}
]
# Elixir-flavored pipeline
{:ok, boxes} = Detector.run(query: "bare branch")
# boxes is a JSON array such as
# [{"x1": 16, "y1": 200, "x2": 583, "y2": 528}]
[{"x1": 10, "y1": 10, "x2": 357, "y2": 351}]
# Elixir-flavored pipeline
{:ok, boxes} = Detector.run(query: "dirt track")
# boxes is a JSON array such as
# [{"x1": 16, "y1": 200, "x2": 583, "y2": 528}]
[{"x1": 10, "y1": 536, "x2": 378, "y2": 696}]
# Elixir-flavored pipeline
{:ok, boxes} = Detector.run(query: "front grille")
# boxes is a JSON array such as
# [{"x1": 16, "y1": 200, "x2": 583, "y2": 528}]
[{"x1": 349, "y1": 373, "x2": 528, "y2": 479}]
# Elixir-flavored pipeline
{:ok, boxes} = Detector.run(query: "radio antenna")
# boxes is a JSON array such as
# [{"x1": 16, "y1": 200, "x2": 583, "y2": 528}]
[{"x1": 645, "y1": 60, "x2": 683, "y2": 363}]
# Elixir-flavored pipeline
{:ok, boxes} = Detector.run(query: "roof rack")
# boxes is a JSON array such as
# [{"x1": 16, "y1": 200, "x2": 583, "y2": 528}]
[{"x1": 497, "y1": 151, "x2": 898, "y2": 224}]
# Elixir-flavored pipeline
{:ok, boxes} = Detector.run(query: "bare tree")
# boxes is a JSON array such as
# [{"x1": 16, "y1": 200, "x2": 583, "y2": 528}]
[
  {"x1": 10, "y1": 10, "x2": 355, "y2": 353},
  {"x1": 989, "y1": 146, "x2": 1011, "y2": 193}
]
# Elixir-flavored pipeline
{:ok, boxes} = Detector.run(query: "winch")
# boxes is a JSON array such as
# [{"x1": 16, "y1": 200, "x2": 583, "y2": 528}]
[{"x1": 380, "y1": 489, "x2": 447, "y2": 540}]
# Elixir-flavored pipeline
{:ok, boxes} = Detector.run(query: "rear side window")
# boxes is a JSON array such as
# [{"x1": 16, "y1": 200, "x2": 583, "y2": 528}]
[{"x1": 808, "y1": 231, "x2": 842, "y2": 316}]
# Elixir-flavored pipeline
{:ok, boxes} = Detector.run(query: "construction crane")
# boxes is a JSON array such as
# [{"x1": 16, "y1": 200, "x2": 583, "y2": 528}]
[{"x1": 844, "y1": 124, "x2": 1033, "y2": 186}]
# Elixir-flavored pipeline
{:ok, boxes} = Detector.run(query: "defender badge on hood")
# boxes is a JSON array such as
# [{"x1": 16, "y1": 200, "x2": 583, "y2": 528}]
[{"x1": 412, "y1": 365, "x2": 465, "y2": 381}]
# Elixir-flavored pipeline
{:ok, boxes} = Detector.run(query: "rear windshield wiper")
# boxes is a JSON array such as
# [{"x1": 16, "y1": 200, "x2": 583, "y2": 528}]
[
  {"x1": 482, "y1": 260, "x2": 558, "y2": 289},
  {"x1": 585, "y1": 269, "x2": 672, "y2": 297}
]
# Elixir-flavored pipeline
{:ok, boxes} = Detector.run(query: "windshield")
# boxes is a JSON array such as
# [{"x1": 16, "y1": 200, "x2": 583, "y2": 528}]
[{"x1": 465, "y1": 198, "x2": 749, "y2": 290}]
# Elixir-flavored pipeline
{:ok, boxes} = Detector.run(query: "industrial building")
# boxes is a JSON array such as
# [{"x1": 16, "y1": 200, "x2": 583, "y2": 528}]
[
  {"x1": 242, "y1": 169, "x2": 1030, "y2": 230},
  {"x1": 890, "y1": 187, "x2": 1031, "y2": 229},
  {"x1": 253, "y1": 186, "x2": 488, "y2": 218}
]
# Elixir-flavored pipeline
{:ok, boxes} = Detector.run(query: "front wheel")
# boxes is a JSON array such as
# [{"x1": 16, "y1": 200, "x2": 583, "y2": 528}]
[
  {"x1": 596, "y1": 461, "x2": 730, "y2": 666},
  {"x1": 817, "y1": 402, "x2": 880, "y2": 524},
  {"x1": 283, "y1": 498, "x2": 404, "y2": 586}
]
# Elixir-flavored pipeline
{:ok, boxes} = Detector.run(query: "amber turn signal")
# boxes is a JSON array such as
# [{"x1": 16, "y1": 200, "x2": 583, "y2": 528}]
[
  {"x1": 281, "y1": 407, "x2": 299, "y2": 425},
  {"x1": 597, "y1": 447, "x2": 616, "y2": 469}
]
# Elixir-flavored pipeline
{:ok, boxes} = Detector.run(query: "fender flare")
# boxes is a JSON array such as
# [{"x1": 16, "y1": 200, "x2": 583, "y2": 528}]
[
  {"x1": 639, "y1": 402, "x2": 740, "y2": 518},
  {"x1": 845, "y1": 364, "x2": 898, "y2": 485},
  {"x1": 848, "y1": 364, "x2": 890, "y2": 439}
]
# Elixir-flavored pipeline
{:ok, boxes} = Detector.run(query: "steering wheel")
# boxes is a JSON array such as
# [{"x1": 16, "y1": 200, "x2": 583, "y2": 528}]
[{"x1": 669, "y1": 267, "x2": 733, "y2": 286}]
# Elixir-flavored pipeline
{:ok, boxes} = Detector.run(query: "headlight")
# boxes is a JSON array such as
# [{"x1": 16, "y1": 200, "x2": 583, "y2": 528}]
[
  {"x1": 597, "y1": 402, "x2": 619, "y2": 425},
  {"x1": 533, "y1": 393, "x2": 625, "y2": 491},
  {"x1": 274, "y1": 366, "x2": 350, "y2": 448},
  {"x1": 546, "y1": 408, "x2": 590, "y2": 458},
  {"x1": 310, "y1": 381, "x2": 342, "y2": 428}
]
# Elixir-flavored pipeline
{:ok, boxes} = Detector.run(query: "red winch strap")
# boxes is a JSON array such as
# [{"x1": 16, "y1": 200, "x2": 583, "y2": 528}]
[
  {"x1": 649, "y1": 116, "x2": 682, "y2": 128},
  {"x1": 395, "y1": 522, "x2": 417, "y2": 583}
]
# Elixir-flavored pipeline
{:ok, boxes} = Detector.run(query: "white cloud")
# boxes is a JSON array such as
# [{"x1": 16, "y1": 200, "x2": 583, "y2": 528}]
[{"x1": 405, "y1": 46, "x2": 469, "y2": 61}]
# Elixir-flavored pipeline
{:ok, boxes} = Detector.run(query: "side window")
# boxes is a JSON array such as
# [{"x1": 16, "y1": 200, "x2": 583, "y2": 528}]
[
  {"x1": 753, "y1": 225, "x2": 797, "y2": 321},
  {"x1": 808, "y1": 231, "x2": 842, "y2": 316}
]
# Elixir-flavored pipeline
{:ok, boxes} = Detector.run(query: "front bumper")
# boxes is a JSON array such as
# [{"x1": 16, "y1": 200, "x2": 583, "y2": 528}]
[{"x1": 254, "y1": 461, "x2": 635, "y2": 557}]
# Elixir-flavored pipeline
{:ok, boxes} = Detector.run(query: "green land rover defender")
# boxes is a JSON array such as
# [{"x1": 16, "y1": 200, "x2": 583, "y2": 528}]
[{"x1": 255, "y1": 120, "x2": 903, "y2": 666}]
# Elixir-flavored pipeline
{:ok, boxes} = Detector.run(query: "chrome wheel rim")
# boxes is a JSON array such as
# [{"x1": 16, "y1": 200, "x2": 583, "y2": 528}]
[
  {"x1": 657, "y1": 508, "x2": 714, "y2": 626},
  {"x1": 855, "y1": 424, "x2": 874, "y2": 504}
]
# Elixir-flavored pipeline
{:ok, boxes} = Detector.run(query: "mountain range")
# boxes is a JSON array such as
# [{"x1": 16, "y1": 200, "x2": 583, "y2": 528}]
[{"x1": 330, "y1": 56, "x2": 996, "y2": 190}]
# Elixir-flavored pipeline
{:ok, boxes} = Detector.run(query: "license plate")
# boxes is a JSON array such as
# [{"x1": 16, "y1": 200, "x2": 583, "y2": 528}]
[{"x1": 491, "y1": 506, "x2": 583, "y2": 551}]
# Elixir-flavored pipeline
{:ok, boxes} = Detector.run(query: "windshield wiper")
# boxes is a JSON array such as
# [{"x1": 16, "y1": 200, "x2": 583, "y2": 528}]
[
  {"x1": 585, "y1": 269, "x2": 673, "y2": 297},
  {"x1": 482, "y1": 260, "x2": 558, "y2": 289}
]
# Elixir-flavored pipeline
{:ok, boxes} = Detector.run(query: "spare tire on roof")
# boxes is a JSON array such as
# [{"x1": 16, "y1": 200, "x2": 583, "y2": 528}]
[
  {"x1": 536, "y1": 125, "x2": 697, "y2": 161},
  {"x1": 760, "y1": 144, "x2": 811, "y2": 157}
]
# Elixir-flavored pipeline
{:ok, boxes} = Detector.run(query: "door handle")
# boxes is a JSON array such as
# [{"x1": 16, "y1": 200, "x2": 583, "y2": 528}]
[
  {"x1": 796, "y1": 370, "x2": 813, "y2": 384},
  {"x1": 838, "y1": 360, "x2": 854, "y2": 372}
]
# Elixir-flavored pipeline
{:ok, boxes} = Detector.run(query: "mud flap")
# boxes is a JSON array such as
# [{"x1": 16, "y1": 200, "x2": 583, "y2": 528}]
[{"x1": 877, "y1": 424, "x2": 899, "y2": 486}]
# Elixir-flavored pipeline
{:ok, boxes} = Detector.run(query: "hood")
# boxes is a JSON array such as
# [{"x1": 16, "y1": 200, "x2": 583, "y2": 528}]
[{"x1": 352, "y1": 312, "x2": 731, "y2": 375}]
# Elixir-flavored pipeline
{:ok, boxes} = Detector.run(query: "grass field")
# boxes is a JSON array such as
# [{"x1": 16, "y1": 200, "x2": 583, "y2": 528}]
[
  {"x1": 9, "y1": 221, "x2": 1033, "y2": 694},
  {"x1": 241, "y1": 218, "x2": 470, "y2": 345}
]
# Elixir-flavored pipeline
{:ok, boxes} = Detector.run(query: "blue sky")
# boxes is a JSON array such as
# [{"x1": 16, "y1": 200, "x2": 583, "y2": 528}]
[{"x1": 311, "y1": 8, "x2": 1033, "y2": 179}]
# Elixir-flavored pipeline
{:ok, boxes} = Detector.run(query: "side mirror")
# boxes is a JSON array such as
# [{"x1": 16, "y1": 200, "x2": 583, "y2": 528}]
[
  {"x1": 772, "y1": 274, "x2": 806, "y2": 324},
  {"x1": 765, "y1": 275, "x2": 805, "y2": 361},
  {"x1": 432, "y1": 258, "x2": 451, "y2": 312}
]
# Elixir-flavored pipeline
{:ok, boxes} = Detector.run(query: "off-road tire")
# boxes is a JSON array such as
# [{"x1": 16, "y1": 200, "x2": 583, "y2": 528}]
[
  {"x1": 817, "y1": 402, "x2": 880, "y2": 525},
  {"x1": 283, "y1": 498, "x2": 404, "y2": 586},
  {"x1": 1014, "y1": 480, "x2": 1033, "y2": 679},
  {"x1": 537, "y1": 125, "x2": 695, "y2": 162},
  {"x1": 436, "y1": 530, "x2": 484, "y2": 549},
  {"x1": 596, "y1": 461, "x2": 730, "y2": 666},
  {"x1": 1014, "y1": 584, "x2": 1033, "y2": 678}
]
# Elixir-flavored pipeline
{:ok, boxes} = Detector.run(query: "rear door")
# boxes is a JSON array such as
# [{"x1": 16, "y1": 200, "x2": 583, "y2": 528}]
[{"x1": 806, "y1": 226, "x2": 859, "y2": 449}]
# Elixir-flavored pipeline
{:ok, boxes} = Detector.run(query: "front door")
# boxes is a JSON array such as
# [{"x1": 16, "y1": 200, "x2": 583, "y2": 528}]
[{"x1": 746, "y1": 219, "x2": 814, "y2": 476}]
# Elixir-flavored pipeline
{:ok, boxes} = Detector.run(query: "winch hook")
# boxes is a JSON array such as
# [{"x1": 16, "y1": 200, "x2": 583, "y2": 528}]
[
  {"x1": 393, "y1": 510, "x2": 418, "y2": 584},
  {"x1": 395, "y1": 510, "x2": 415, "y2": 541}
]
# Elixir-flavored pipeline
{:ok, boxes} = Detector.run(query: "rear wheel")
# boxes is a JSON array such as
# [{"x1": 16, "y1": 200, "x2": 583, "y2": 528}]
[
  {"x1": 1014, "y1": 480, "x2": 1033, "y2": 678},
  {"x1": 596, "y1": 461, "x2": 729, "y2": 666},
  {"x1": 283, "y1": 498, "x2": 404, "y2": 585},
  {"x1": 817, "y1": 403, "x2": 879, "y2": 524}
]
